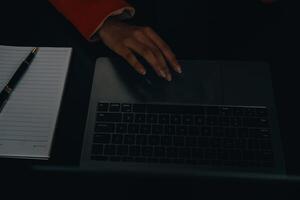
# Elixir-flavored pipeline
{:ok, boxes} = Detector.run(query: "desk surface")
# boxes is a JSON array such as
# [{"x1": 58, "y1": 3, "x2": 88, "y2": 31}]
[{"x1": 1, "y1": 0, "x2": 300, "y2": 195}]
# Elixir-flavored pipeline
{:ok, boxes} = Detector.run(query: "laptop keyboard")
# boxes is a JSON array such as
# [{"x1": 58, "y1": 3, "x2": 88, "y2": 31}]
[{"x1": 90, "y1": 102, "x2": 274, "y2": 168}]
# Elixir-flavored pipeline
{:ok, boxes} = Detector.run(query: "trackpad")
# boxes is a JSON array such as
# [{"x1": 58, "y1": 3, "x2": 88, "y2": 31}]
[{"x1": 111, "y1": 59, "x2": 223, "y2": 105}]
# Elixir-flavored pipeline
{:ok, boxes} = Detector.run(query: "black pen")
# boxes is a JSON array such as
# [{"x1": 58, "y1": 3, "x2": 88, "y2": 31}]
[{"x1": 0, "y1": 47, "x2": 39, "y2": 113}]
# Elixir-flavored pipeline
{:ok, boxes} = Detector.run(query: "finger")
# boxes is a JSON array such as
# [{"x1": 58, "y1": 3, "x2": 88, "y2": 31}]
[
  {"x1": 115, "y1": 46, "x2": 146, "y2": 75},
  {"x1": 136, "y1": 33, "x2": 172, "y2": 81},
  {"x1": 143, "y1": 27, "x2": 182, "y2": 73},
  {"x1": 124, "y1": 38, "x2": 169, "y2": 80}
]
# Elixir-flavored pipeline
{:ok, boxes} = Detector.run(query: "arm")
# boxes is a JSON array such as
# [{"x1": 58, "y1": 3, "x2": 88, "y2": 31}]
[
  {"x1": 49, "y1": 0, "x2": 182, "y2": 81},
  {"x1": 49, "y1": 0, "x2": 135, "y2": 40}
]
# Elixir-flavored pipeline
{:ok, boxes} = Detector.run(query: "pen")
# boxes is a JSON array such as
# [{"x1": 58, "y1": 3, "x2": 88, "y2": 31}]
[{"x1": 0, "y1": 47, "x2": 39, "y2": 113}]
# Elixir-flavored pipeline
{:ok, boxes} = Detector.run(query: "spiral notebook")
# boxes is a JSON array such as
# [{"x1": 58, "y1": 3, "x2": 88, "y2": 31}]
[{"x1": 0, "y1": 45, "x2": 72, "y2": 159}]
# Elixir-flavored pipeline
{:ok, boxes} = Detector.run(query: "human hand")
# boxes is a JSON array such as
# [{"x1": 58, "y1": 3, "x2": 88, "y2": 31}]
[{"x1": 98, "y1": 18, "x2": 182, "y2": 81}]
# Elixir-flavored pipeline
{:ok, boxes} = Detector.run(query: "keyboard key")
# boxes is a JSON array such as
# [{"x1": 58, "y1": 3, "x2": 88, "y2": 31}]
[
  {"x1": 242, "y1": 150, "x2": 255, "y2": 160},
  {"x1": 261, "y1": 139, "x2": 272, "y2": 150},
  {"x1": 220, "y1": 107, "x2": 233, "y2": 116},
  {"x1": 142, "y1": 146, "x2": 153, "y2": 156},
  {"x1": 124, "y1": 135, "x2": 135, "y2": 144},
  {"x1": 94, "y1": 123, "x2": 115, "y2": 133},
  {"x1": 235, "y1": 138, "x2": 247, "y2": 149},
  {"x1": 209, "y1": 138, "x2": 222, "y2": 148},
  {"x1": 91, "y1": 144, "x2": 103, "y2": 155},
  {"x1": 149, "y1": 136, "x2": 160, "y2": 145},
  {"x1": 219, "y1": 117, "x2": 230, "y2": 126},
  {"x1": 123, "y1": 113, "x2": 134, "y2": 123},
  {"x1": 140, "y1": 124, "x2": 151, "y2": 134},
  {"x1": 255, "y1": 108, "x2": 268, "y2": 117},
  {"x1": 136, "y1": 135, "x2": 148, "y2": 145},
  {"x1": 178, "y1": 147, "x2": 191, "y2": 158},
  {"x1": 230, "y1": 117, "x2": 242, "y2": 127},
  {"x1": 188, "y1": 126, "x2": 199, "y2": 135},
  {"x1": 217, "y1": 149, "x2": 229, "y2": 160},
  {"x1": 258, "y1": 150, "x2": 274, "y2": 161},
  {"x1": 121, "y1": 103, "x2": 132, "y2": 112},
  {"x1": 232, "y1": 107, "x2": 244, "y2": 116},
  {"x1": 182, "y1": 115, "x2": 193, "y2": 124},
  {"x1": 223, "y1": 138, "x2": 235, "y2": 149},
  {"x1": 185, "y1": 137, "x2": 197, "y2": 147},
  {"x1": 146, "y1": 114, "x2": 158, "y2": 123},
  {"x1": 244, "y1": 108, "x2": 256, "y2": 116},
  {"x1": 198, "y1": 137, "x2": 209, "y2": 148},
  {"x1": 154, "y1": 147, "x2": 166, "y2": 157},
  {"x1": 117, "y1": 145, "x2": 128, "y2": 155},
  {"x1": 116, "y1": 123, "x2": 127, "y2": 133},
  {"x1": 112, "y1": 134, "x2": 123, "y2": 144},
  {"x1": 152, "y1": 125, "x2": 164, "y2": 135},
  {"x1": 165, "y1": 125, "x2": 175, "y2": 135},
  {"x1": 104, "y1": 145, "x2": 116, "y2": 155},
  {"x1": 229, "y1": 150, "x2": 242, "y2": 161},
  {"x1": 248, "y1": 139, "x2": 260, "y2": 149},
  {"x1": 257, "y1": 128, "x2": 271, "y2": 138},
  {"x1": 201, "y1": 126, "x2": 211, "y2": 136},
  {"x1": 166, "y1": 147, "x2": 178, "y2": 157},
  {"x1": 237, "y1": 128, "x2": 248, "y2": 138},
  {"x1": 195, "y1": 116, "x2": 205, "y2": 125},
  {"x1": 97, "y1": 113, "x2": 122, "y2": 122},
  {"x1": 159, "y1": 114, "x2": 170, "y2": 124},
  {"x1": 109, "y1": 103, "x2": 121, "y2": 112},
  {"x1": 176, "y1": 125, "x2": 188, "y2": 135},
  {"x1": 129, "y1": 146, "x2": 141, "y2": 156},
  {"x1": 206, "y1": 116, "x2": 219, "y2": 126},
  {"x1": 128, "y1": 124, "x2": 139, "y2": 134},
  {"x1": 245, "y1": 117, "x2": 269, "y2": 127},
  {"x1": 224, "y1": 127, "x2": 237, "y2": 137},
  {"x1": 212, "y1": 127, "x2": 224, "y2": 137},
  {"x1": 93, "y1": 134, "x2": 111, "y2": 144},
  {"x1": 97, "y1": 103, "x2": 109, "y2": 112},
  {"x1": 170, "y1": 115, "x2": 181, "y2": 124},
  {"x1": 161, "y1": 136, "x2": 172, "y2": 146},
  {"x1": 173, "y1": 136, "x2": 184, "y2": 146},
  {"x1": 135, "y1": 113, "x2": 146, "y2": 123},
  {"x1": 191, "y1": 148, "x2": 203, "y2": 158},
  {"x1": 204, "y1": 149, "x2": 217, "y2": 160}
]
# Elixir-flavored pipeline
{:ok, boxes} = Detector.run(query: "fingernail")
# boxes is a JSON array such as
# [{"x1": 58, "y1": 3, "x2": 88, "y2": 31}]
[
  {"x1": 141, "y1": 69, "x2": 146, "y2": 75},
  {"x1": 176, "y1": 67, "x2": 182, "y2": 74},
  {"x1": 167, "y1": 74, "x2": 172, "y2": 81},
  {"x1": 160, "y1": 70, "x2": 166, "y2": 78},
  {"x1": 176, "y1": 63, "x2": 182, "y2": 73}
]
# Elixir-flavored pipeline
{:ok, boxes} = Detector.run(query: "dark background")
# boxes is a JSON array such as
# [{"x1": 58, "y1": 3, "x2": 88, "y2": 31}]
[{"x1": 1, "y1": 0, "x2": 300, "y2": 198}]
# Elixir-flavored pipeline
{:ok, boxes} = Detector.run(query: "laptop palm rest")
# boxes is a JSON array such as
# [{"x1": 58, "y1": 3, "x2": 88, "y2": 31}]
[{"x1": 94, "y1": 58, "x2": 223, "y2": 105}]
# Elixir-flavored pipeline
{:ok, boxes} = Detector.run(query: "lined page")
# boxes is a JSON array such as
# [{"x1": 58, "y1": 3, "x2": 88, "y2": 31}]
[{"x1": 0, "y1": 45, "x2": 72, "y2": 159}]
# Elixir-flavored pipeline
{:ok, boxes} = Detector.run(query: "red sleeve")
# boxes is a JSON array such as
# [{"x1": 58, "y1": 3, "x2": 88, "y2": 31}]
[{"x1": 49, "y1": 0, "x2": 135, "y2": 40}]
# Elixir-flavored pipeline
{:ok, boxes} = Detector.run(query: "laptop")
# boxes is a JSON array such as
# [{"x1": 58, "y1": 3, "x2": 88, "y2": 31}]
[{"x1": 80, "y1": 57, "x2": 285, "y2": 178}]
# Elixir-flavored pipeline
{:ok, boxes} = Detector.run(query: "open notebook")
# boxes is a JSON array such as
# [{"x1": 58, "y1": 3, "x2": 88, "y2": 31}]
[{"x1": 0, "y1": 45, "x2": 72, "y2": 159}]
